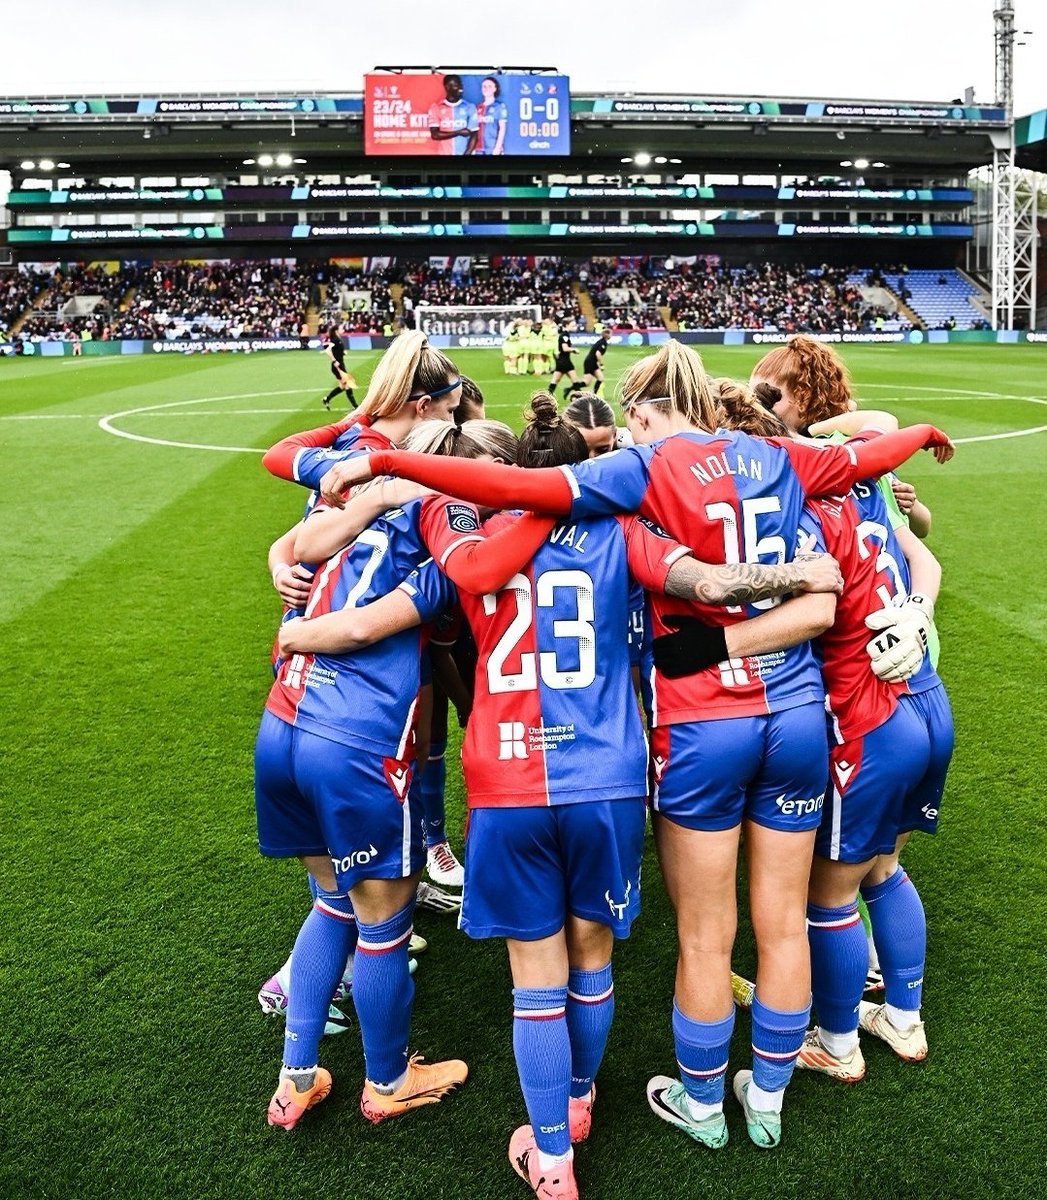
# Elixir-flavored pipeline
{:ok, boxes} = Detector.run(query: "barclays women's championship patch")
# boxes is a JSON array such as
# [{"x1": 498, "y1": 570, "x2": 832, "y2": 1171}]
[{"x1": 445, "y1": 503, "x2": 481, "y2": 533}]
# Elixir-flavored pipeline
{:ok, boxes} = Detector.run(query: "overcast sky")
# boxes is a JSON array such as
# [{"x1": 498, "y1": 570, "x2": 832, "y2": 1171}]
[{"x1": 3, "y1": 0, "x2": 1045, "y2": 117}]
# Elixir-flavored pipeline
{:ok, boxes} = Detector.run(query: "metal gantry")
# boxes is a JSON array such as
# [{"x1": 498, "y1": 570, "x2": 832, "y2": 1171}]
[{"x1": 992, "y1": 1, "x2": 1037, "y2": 329}]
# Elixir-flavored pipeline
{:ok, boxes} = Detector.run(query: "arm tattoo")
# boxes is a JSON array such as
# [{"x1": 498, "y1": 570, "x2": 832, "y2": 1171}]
[{"x1": 664, "y1": 558, "x2": 808, "y2": 606}]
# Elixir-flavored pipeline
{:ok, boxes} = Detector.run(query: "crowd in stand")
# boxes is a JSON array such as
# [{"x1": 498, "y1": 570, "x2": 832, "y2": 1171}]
[
  {"x1": 400, "y1": 258, "x2": 582, "y2": 327},
  {"x1": 2, "y1": 256, "x2": 981, "y2": 345},
  {"x1": 664, "y1": 261, "x2": 867, "y2": 333},
  {"x1": 324, "y1": 266, "x2": 396, "y2": 334},
  {"x1": 0, "y1": 268, "x2": 49, "y2": 339},
  {"x1": 106, "y1": 262, "x2": 312, "y2": 340}
]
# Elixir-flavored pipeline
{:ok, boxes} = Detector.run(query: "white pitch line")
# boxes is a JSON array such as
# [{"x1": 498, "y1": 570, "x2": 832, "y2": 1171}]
[
  {"x1": 854, "y1": 384, "x2": 1047, "y2": 442},
  {"x1": 97, "y1": 389, "x2": 315, "y2": 452},
  {"x1": 89, "y1": 384, "x2": 1047, "y2": 454},
  {"x1": 955, "y1": 425, "x2": 1047, "y2": 444},
  {"x1": 3, "y1": 408, "x2": 308, "y2": 421}
]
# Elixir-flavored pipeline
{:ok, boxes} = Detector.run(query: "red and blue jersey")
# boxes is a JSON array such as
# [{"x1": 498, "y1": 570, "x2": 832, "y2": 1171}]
[
  {"x1": 848, "y1": 480, "x2": 942, "y2": 697},
  {"x1": 266, "y1": 495, "x2": 459, "y2": 757},
  {"x1": 291, "y1": 422, "x2": 395, "y2": 493},
  {"x1": 799, "y1": 494, "x2": 899, "y2": 743},
  {"x1": 421, "y1": 508, "x2": 687, "y2": 807},
  {"x1": 559, "y1": 432, "x2": 860, "y2": 724},
  {"x1": 426, "y1": 98, "x2": 479, "y2": 155},
  {"x1": 476, "y1": 100, "x2": 508, "y2": 153}
]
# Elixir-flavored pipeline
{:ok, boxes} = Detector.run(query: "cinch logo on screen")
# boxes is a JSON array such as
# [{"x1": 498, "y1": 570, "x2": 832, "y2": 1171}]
[
  {"x1": 498, "y1": 721, "x2": 528, "y2": 759},
  {"x1": 332, "y1": 845, "x2": 378, "y2": 872},
  {"x1": 774, "y1": 793, "x2": 825, "y2": 817}
]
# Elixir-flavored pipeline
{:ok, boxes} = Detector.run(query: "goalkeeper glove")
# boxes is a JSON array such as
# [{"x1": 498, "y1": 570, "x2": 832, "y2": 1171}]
[
  {"x1": 653, "y1": 616, "x2": 729, "y2": 680},
  {"x1": 864, "y1": 592, "x2": 934, "y2": 683}
]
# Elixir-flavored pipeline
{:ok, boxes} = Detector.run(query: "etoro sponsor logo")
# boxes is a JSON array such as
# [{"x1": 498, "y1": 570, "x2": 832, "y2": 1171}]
[
  {"x1": 332, "y1": 844, "x2": 378, "y2": 872},
  {"x1": 774, "y1": 791, "x2": 825, "y2": 817}
]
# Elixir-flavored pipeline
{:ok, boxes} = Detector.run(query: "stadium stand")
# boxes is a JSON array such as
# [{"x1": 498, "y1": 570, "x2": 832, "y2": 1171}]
[
  {"x1": 13, "y1": 257, "x2": 991, "y2": 344},
  {"x1": 883, "y1": 268, "x2": 987, "y2": 329}
]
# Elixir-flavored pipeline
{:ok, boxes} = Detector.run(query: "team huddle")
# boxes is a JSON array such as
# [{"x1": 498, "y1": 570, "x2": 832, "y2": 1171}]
[{"x1": 253, "y1": 331, "x2": 954, "y2": 1199}]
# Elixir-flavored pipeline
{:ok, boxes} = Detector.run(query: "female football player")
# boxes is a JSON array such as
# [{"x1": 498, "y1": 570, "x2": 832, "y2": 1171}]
[
  {"x1": 563, "y1": 393, "x2": 632, "y2": 458},
  {"x1": 396, "y1": 392, "x2": 844, "y2": 1197},
  {"x1": 709, "y1": 381, "x2": 950, "y2": 1075},
  {"x1": 258, "y1": 419, "x2": 551, "y2": 1134}
]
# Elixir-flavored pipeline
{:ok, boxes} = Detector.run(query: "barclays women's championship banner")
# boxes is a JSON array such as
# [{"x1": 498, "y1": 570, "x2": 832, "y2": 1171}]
[{"x1": 364, "y1": 73, "x2": 570, "y2": 157}]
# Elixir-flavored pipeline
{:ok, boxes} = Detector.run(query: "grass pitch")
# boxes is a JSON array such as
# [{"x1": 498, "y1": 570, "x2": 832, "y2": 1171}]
[{"x1": 1, "y1": 344, "x2": 1044, "y2": 1199}]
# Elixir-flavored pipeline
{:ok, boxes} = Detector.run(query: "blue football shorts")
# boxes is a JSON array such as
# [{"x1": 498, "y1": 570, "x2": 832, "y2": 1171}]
[
  {"x1": 816, "y1": 699, "x2": 933, "y2": 864},
  {"x1": 459, "y1": 798, "x2": 647, "y2": 941},
  {"x1": 896, "y1": 683, "x2": 954, "y2": 837},
  {"x1": 649, "y1": 703, "x2": 829, "y2": 833},
  {"x1": 254, "y1": 710, "x2": 424, "y2": 891}
]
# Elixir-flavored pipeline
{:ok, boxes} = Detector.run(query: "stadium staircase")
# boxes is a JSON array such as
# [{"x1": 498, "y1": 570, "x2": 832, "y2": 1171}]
[
  {"x1": 659, "y1": 304, "x2": 677, "y2": 331},
  {"x1": 573, "y1": 281, "x2": 598, "y2": 329},
  {"x1": 10, "y1": 287, "x2": 50, "y2": 335},
  {"x1": 304, "y1": 293, "x2": 322, "y2": 334},
  {"x1": 844, "y1": 271, "x2": 918, "y2": 330},
  {"x1": 389, "y1": 282, "x2": 404, "y2": 318}
]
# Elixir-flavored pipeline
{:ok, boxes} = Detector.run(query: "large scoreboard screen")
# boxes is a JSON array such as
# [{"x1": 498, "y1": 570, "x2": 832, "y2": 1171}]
[{"x1": 364, "y1": 73, "x2": 570, "y2": 157}]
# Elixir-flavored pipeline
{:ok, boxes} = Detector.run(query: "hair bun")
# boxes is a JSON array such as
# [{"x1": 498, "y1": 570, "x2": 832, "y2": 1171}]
[
  {"x1": 527, "y1": 391, "x2": 562, "y2": 429},
  {"x1": 753, "y1": 381, "x2": 782, "y2": 407}
]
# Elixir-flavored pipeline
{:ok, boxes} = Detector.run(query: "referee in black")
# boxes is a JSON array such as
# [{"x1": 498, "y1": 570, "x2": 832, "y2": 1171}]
[
  {"x1": 583, "y1": 328, "x2": 610, "y2": 395},
  {"x1": 322, "y1": 324, "x2": 357, "y2": 410},
  {"x1": 549, "y1": 324, "x2": 583, "y2": 400}
]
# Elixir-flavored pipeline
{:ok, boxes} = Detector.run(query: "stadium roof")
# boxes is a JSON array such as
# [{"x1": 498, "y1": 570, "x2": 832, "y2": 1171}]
[{"x1": 0, "y1": 89, "x2": 1011, "y2": 176}]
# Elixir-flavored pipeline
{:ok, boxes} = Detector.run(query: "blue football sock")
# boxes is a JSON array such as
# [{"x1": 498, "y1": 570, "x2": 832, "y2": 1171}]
[
  {"x1": 807, "y1": 900, "x2": 867, "y2": 1034},
  {"x1": 672, "y1": 1000, "x2": 734, "y2": 1106},
  {"x1": 307, "y1": 874, "x2": 358, "y2": 973},
  {"x1": 354, "y1": 902, "x2": 416, "y2": 1086},
  {"x1": 861, "y1": 867, "x2": 926, "y2": 1013},
  {"x1": 566, "y1": 963, "x2": 614, "y2": 1099},
  {"x1": 420, "y1": 736, "x2": 447, "y2": 847},
  {"x1": 513, "y1": 986, "x2": 572, "y2": 1157},
  {"x1": 283, "y1": 889, "x2": 356, "y2": 1071},
  {"x1": 750, "y1": 994, "x2": 810, "y2": 1094}
]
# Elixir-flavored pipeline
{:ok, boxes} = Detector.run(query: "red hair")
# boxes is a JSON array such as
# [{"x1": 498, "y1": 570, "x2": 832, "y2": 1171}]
[{"x1": 751, "y1": 335, "x2": 853, "y2": 427}]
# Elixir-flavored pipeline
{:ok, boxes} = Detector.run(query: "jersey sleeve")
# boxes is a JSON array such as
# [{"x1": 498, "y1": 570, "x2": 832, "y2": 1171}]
[
  {"x1": 419, "y1": 494, "x2": 486, "y2": 569},
  {"x1": 798, "y1": 503, "x2": 828, "y2": 553},
  {"x1": 397, "y1": 558, "x2": 458, "y2": 624},
  {"x1": 419, "y1": 496, "x2": 555, "y2": 594},
  {"x1": 776, "y1": 426, "x2": 950, "y2": 499},
  {"x1": 293, "y1": 444, "x2": 375, "y2": 492},
  {"x1": 620, "y1": 513, "x2": 693, "y2": 594},
  {"x1": 848, "y1": 425, "x2": 951, "y2": 485},
  {"x1": 560, "y1": 445, "x2": 653, "y2": 518},
  {"x1": 775, "y1": 437, "x2": 861, "y2": 498},
  {"x1": 372, "y1": 451, "x2": 574, "y2": 514},
  {"x1": 262, "y1": 414, "x2": 363, "y2": 485}
]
